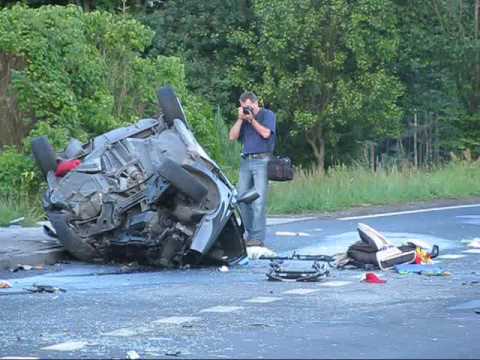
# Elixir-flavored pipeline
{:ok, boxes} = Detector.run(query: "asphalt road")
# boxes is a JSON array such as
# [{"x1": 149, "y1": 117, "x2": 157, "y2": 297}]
[{"x1": 2, "y1": 203, "x2": 480, "y2": 359}]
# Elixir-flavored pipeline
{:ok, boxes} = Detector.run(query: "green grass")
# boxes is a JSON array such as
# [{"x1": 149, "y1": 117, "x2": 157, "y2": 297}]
[
  {"x1": 268, "y1": 161, "x2": 480, "y2": 214},
  {"x1": 0, "y1": 195, "x2": 44, "y2": 227}
]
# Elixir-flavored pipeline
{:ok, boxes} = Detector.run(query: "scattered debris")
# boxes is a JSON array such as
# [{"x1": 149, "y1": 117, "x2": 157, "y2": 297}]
[
  {"x1": 9, "y1": 217, "x2": 25, "y2": 226},
  {"x1": 346, "y1": 223, "x2": 417, "y2": 271},
  {"x1": 165, "y1": 350, "x2": 182, "y2": 357},
  {"x1": 42, "y1": 224, "x2": 58, "y2": 239},
  {"x1": 218, "y1": 265, "x2": 229, "y2": 272},
  {"x1": 275, "y1": 231, "x2": 311, "y2": 237},
  {"x1": 462, "y1": 280, "x2": 479, "y2": 286},
  {"x1": 267, "y1": 259, "x2": 330, "y2": 282},
  {"x1": 247, "y1": 246, "x2": 276, "y2": 260},
  {"x1": 11, "y1": 264, "x2": 44, "y2": 272},
  {"x1": 126, "y1": 350, "x2": 141, "y2": 360},
  {"x1": 0, "y1": 280, "x2": 12, "y2": 289},
  {"x1": 24, "y1": 284, "x2": 66, "y2": 294},
  {"x1": 394, "y1": 264, "x2": 450, "y2": 276},
  {"x1": 362, "y1": 272, "x2": 386, "y2": 284},
  {"x1": 467, "y1": 239, "x2": 480, "y2": 249}
]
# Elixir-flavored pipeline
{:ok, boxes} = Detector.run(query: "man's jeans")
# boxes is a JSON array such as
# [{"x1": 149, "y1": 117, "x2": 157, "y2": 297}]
[{"x1": 238, "y1": 157, "x2": 269, "y2": 243}]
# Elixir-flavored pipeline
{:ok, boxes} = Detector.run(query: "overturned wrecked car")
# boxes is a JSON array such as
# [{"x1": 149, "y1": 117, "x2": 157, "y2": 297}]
[{"x1": 32, "y1": 87, "x2": 256, "y2": 267}]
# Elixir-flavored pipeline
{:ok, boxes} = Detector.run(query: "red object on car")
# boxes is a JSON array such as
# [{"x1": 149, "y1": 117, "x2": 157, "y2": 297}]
[{"x1": 55, "y1": 159, "x2": 81, "y2": 177}]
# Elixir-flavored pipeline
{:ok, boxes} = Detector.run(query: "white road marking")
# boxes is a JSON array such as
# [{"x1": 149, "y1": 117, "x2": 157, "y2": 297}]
[
  {"x1": 337, "y1": 203, "x2": 480, "y2": 221},
  {"x1": 102, "y1": 327, "x2": 152, "y2": 337},
  {"x1": 199, "y1": 305, "x2": 244, "y2": 313},
  {"x1": 153, "y1": 316, "x2": 201, "y2": 325},
  {"x1": 318, "y1": 281, "x2": 352, "y2": 287},
  {"x1": 2, "y1": 357, "x2": 39, "y2": 359},
  {"x1": 267, "y1": 217, "x2": 316, "y2": 226},
  {"x1": 462, "y1": 249, "x2": 480, "y2": 254},
  {"x1": 244, "y1": 296, "x2": 282, "y2": 304},
  {"x1": 41, "y1": 341, "x2": 88, "y2": 351},
  {"x1": 283, "y1": 288, "x2": 320, "y2": 295},
  {"x1": 275, "y1": 231, "x2": 311, "y2": 237},
  {"x1": 437, "y1": 254, "x2": 466, "y2": 259}
]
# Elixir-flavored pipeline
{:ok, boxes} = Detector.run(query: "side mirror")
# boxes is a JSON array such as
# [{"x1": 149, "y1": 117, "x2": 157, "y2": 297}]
[{"x1": 237, "y1": 189, "x2": 259, "y2": 204}]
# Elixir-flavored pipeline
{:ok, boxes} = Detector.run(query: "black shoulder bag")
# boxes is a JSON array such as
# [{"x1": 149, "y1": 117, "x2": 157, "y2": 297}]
[{"x1": 267, "y1": 156, "x2": 294, "y2": 182}]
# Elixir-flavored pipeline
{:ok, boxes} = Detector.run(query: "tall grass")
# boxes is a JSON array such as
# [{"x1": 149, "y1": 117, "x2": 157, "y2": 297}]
[
  {"x1": 0, "y1": 194, "x2": 44, "y2": 227},
  {"x1": 268, "y1": 161, "x2": 480, "y2": 214}
]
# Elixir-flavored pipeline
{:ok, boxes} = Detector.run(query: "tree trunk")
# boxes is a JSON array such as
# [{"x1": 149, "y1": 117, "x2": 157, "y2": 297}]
[{"x1": 306, "y1": 124, "x2": 325, "y2": 174}]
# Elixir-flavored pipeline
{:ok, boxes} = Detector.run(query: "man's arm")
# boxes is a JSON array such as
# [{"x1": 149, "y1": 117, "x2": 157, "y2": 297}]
[
  {"x1": 250, "y1": 118, "x2": 271, "y2": 139},
  {"x1": 229, "y1": 118, "x2": 244, "y2": 141}
]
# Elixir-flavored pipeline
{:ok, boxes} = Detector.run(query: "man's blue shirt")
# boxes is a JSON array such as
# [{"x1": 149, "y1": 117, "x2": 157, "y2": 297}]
[{"x1": 239, "y1": 108, "x2": 276, "y2": 154}]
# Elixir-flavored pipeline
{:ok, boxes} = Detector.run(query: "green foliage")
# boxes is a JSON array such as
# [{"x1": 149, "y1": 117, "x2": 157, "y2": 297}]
[
  {"x1": 140, "y1": 0, "x2": 252, "y2": 116},
  {"x1": 0, "y1": 4, "x2": 227, "y2": 197},
  {"x1": 230, "y1": 0, "x2": 404, "y2": 168},
  {"x1": 0, "y1": 147, "x2": 40, "y2": 196}
]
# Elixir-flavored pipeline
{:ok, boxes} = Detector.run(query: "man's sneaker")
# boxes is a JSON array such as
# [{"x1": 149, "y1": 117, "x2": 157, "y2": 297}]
[{"x1": 245, "y1": 239, "x2": 264, "y2": 247}]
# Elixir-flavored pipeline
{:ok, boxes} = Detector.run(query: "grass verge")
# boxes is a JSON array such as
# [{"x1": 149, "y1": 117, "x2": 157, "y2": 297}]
[
  {"x1": 268, "y1": 161, "x2": 480, "y2": 214},
  {"x1": 0, "y1": 195, "x2": 44, "y2": 227}
]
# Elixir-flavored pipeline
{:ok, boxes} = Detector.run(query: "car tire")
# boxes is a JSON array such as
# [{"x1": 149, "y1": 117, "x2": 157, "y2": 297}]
[
  {"x1": 158, "y1": 158, "x2": 208, "y2": 203},
  {"x1": 157, "y1": 86, "x2": 187, "y2": 126},
  {"x1": 31, "y1": 136, "x2": 57, "y2": 179}
]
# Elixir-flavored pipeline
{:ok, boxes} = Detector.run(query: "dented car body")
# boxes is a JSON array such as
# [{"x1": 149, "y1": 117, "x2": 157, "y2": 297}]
[{"x1": 32, "y1": 87, "x2": 250, "y2": 267}]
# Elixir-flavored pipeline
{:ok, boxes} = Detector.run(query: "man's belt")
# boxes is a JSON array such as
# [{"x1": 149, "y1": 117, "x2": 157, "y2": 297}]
[{"x1": 241, "y1": 152, "x2": 272, "y2": 160}]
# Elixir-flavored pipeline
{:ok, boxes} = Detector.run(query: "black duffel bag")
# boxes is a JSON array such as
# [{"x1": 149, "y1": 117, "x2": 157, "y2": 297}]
[{"x1": 267, "y1": 156, "x2": 294, "y2": 182}]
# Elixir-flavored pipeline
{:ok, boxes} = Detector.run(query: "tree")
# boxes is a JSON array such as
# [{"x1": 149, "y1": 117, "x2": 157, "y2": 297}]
[{"x1": 230, "y1": 0, "x2": 404, "y2": 170}]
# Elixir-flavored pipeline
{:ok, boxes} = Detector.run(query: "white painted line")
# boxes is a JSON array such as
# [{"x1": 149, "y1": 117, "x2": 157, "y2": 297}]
[
  {"x1": 41, "y1": 341, "x2": 88, "y2": 351},
  {"x1": 244, "y1": 296, "x2": 282, "y2": 304},
  {"x1": 283, "y1": 288, "x2": 320, "y2": 295},
  {"x1": 199, "y1": 305, "x2": 244, "y2": 313},
  {"x1": 275, "y1": 231, "x2": 311, "y2": 237},
  {"x1": 462, "y1": 249, "x2": 480, "y2": 254},
  {"x1": 318, "y1": 281, "x2": 352, "y2": 287},
  {"x1": 153, "y1": 316, "x2": 201, "y2": 325},
  {"x1": 437, "y1": 254, "x2": 466, "y2": 259},
  {"x1": 103, "y1": 328, "x2": 137, "y2": 337},
  {"x1": 267, "y1": 217, "x2": 316, "y2": 226},
  {"x1": 2, "y1": 357, "x2": 39, "y2": 360},
  {"x1": 337, "y1": 203, "x2": 480, "y2": 221}
]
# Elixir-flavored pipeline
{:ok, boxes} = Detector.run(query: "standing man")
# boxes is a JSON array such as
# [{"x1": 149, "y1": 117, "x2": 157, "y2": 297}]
[{"x1": 229, "y1": 91, "x2": 276, "y2": 247}]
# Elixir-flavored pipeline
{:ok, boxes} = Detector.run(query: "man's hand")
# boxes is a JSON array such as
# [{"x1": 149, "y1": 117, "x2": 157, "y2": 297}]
[{"x1": 238, "y1": 106, "x2": 254, "y2": 123}]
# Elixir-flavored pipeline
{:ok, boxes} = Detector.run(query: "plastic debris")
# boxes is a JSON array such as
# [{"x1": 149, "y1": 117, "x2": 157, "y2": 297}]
[
  {"x1": 165, "y1": 350, "x2": 182, "y2": 357},
  {"x1": 218, "y1": 265, "x2": 229, "y2": 272},
  {"x1": 24, "y1": 284, "x2": 66, "y2": 294},
  {"x1": 9, "y1": 217, "x2": 25, "y2": 226},
  {"x1": 247, "y1": 246, "x2": 276, "y2": 260},
  {"x1": 11, "y1": 264, "x2": 44, "y2": 272},
  {"x1": 467, "y1": 239, "x2": 480, "y2": 248},
  {"x1": 362, "y1": 272, "x2": 386, "y2": 284},
  {"x1": 0, "y1": 280, "x2": 12, "y2": 289},
  {"x1": 394, "y1": 264, "x2": 449, "y2": 276},
  {"x1": 126, "y1": 351, "x2": 140, "y2": 360}
]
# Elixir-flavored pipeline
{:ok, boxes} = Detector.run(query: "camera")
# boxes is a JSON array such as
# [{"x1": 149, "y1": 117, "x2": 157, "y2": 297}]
[{"x1": 242, "y1": 106, "x2": 253, "y2": 115}]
